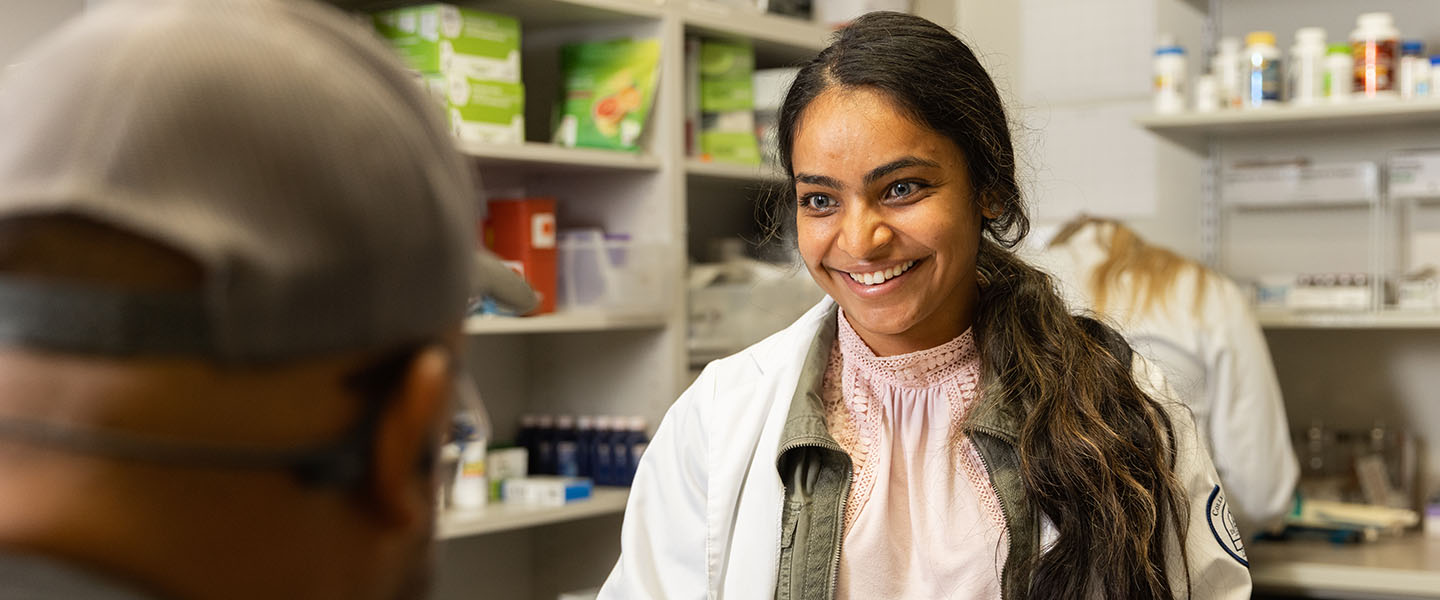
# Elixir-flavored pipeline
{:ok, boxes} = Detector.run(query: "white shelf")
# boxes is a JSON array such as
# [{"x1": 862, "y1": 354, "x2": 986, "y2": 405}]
[
  {"x1": 467, "y1": 0, "x2": 663, "y2": 27},
  {"x1": 685, "y1": 159, "x2": 786, "y2": 184},
  {"x1": 457, "y1": 141, "x2": 660, "y2": 172},
  {"x1": 1257, "y1": 309, "x2": 1440, "y2": 329},
  {"x1": 681, "y1": 4, "x2": 831, "y2": 64},
  {"x1": 465, "y1": 311, "x2": 669, "y2": 335},
  {"x1": 437, "y1": 487, "x2": 630, "y2": 539},
  {"x1": 1136, "y1": 99, "x2": 1440, "y2": 142},
  {"x1": 1249, "y1": 535, "x2": 1440, "y2": 599}
]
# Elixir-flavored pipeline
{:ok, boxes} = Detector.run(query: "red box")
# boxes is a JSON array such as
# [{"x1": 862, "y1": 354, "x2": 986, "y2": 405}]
[{"x1": 482, "y1": 197, "x2": 557, "y2": 315}]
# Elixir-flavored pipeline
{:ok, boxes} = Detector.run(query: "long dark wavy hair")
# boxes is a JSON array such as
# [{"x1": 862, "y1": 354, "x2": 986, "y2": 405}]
[{"x1": 774, "y1": 12, "x2": 1191, "y2": 599}]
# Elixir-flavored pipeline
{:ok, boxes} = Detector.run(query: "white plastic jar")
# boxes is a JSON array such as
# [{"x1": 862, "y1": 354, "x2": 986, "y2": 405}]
[
  {"x1": 1289, "y1": 27, "x2": 1327, "y2": 104},
  {"x1": 1153, "y1": 39, "x2": 1187, "y2": 114},
  {"x1": 1324, "y1": 43, "x2": 1354, "y2": 101},
  {"x1": 1212, "y1": 37, "x2": 1244, "y2": 109},
  {"x1": 1351, "y1": 12, "x2": 1399, "y2": 98}
]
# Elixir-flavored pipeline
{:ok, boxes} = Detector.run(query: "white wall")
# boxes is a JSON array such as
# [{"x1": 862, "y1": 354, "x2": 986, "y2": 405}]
[{"x1": 0, "y1": 0, "x2": 85, "y2": 66}]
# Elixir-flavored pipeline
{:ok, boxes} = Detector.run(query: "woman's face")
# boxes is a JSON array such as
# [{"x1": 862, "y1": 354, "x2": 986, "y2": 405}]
[{"x1": 791, "y1": 87, "x2": 987, "y2": 356}]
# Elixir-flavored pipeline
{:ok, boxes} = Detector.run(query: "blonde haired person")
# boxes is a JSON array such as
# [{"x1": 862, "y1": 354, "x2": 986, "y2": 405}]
[{"x1": 1038, "y1": 216, "x2": 1299, "y2": 536}]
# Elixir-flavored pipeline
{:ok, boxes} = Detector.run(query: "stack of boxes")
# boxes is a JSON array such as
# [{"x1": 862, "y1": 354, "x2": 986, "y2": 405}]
[{"x1": 373, "y1": 4, "x2": 525, "y2": 145}]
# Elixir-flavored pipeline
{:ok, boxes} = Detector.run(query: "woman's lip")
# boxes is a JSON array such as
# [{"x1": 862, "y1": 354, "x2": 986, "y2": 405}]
[{"x1": 832, "y1": 258, "x2": 923, "y2": 297}]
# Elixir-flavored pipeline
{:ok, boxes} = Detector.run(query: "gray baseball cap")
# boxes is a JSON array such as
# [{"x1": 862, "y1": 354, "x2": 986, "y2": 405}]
[{"x1": 0, "y1": 0, "x2": 535, "y2": 363}]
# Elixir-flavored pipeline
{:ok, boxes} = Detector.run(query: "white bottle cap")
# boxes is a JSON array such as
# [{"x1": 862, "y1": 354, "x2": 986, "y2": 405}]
[
  {"x1": 537, "y1": 414, "x2": 555, "y2": 427},
  {"x1": 1358, "y1": 12, "x2": 1394, "y2": 30},
  {"x1": 628, "y1": 416, "x2": 648, "y2": 432},
  {"x1": 556, "y1": 414, "x2": 575, "y2": 429},
  {"x1": 594, "y1": 416, "x2": 613, "y2": 431},
  {"x1": 520, "y1": 414, "x2": 538, "y2": 427},
  {"x1": 1295, "y1": 27, "x2": 1326, "y2": 46},
  {"x1": 577, "y1": 415, "x2": 595, "y2": 430}
]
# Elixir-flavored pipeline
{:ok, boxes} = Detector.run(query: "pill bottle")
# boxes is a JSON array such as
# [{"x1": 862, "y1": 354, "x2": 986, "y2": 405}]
[
  {"x1": 1400, "y1": 40, "x2": 1426, "y2": 98},
  {"x1": 1212, "y1": 37, "x2": 1244, "y2": 109},
  {"x1": 1244, "y1": 31, "x2": 1282, "y2": 107},
  {"x1": 1153, "y1": 37, "x2": 1187, "y2": 114},
  {"x1": 1324, "y1": 43, "x2": 1354, "y2": 101},
  {"x1": 1351, "y1": 12, "x2": 1399, "y2": 98},
  {"x1": 1288, "y1": 27, "x2": 1327, "y2": 104}
]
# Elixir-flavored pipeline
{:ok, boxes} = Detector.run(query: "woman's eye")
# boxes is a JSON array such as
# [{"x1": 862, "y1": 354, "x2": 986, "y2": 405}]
[
  {"x1": 886, "y1": 181, "x2": 925, "y2": 199},
  {"x1": 799, "y1": 194, "x2": 838, "y2": 212}
]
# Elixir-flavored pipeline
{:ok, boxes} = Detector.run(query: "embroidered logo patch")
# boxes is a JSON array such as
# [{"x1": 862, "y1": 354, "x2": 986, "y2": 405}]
[{"x1": 1206, "y1": 485, "x2": 1248, "y2": 566}]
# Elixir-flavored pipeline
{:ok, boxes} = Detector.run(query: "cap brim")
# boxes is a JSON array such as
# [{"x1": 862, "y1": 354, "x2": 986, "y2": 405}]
[{"x1": 472, "y1": 248, "x2": 539, "y2": 314}]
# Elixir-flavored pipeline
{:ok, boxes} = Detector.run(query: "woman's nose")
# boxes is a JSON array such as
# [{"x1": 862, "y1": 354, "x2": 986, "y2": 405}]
[{"x1": 838, "y1": 203, "x2": 894, "y2": 259}]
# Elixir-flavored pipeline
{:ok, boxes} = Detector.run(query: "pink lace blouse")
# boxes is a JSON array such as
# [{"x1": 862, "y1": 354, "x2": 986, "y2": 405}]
[{"x1": 823, "y1": 310, "x2": 1008, "y2": 599}]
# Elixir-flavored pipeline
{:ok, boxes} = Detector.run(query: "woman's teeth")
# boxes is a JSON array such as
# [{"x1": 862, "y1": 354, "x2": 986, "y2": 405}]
[{"x1": 847, "y1": 260, "x2": 917, "y2": 286}]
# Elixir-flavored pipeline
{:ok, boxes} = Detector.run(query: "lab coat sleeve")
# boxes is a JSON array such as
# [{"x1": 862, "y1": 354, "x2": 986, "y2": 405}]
[
  {"x1": 1135, "y1": 358, "x2": 1253, "y2": 599},
  {"x1": 1205, "y1": 282, "x2": 1299, "y2": 532},
  {"x1": 598, "y1": 366, "x2": 713, "y2": 600}
]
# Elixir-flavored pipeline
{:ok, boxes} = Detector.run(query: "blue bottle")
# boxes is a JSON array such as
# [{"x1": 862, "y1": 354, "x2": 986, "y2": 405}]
[
  {"x1": 534, "y1": 414, "x2": 556, "y2": 476},
  {"x1": 554, "y1": 415, "x2": 579, "y2": 478},
  {"x1": 515, "y1": 414, "x2": 538, "y2": 475},
  {"x1": 620, "y1": 416, "x2": 650, "y2": 486},
  {"x1": 593, "y1": 416, "x2": 615, "y2": 486},
  {"x1": 576, "y1": 415, "x2": 596, "y2": 479}
]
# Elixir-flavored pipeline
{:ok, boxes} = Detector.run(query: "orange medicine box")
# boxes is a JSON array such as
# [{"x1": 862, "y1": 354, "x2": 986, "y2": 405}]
[{"x1": 483, "y1": 197, "x2": 557, "y2": 315}]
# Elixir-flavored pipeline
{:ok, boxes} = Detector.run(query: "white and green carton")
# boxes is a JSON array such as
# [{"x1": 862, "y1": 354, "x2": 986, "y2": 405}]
[
  {"x1": 446, "y1": 73, "x2": 525, "y2": 145},
  {"x1": 373, "y1": 4, "x2": 521, "y2": 84},
  {"x1": 699, "y1": 40, "x2": 760, "y2": 165}
]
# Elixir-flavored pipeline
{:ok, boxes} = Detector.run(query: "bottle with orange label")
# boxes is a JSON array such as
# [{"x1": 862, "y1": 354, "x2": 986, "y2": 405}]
[{"x1": 1351, "y1": 12, "x2": 1399, "y2": 98}]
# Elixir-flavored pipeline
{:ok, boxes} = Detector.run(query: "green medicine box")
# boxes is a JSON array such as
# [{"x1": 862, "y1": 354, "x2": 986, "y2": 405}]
[
  {"x1": 374, "y1": 4, "x2": 521, "y2": 84},
  {"x1": 446, "y1": 73, "x2": 525, "y2": 145}
]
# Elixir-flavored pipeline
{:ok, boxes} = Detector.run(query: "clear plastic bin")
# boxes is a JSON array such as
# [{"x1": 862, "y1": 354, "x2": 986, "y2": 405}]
[{"x1": 557, "y1": 230, "x2": 671, "y2": 313}]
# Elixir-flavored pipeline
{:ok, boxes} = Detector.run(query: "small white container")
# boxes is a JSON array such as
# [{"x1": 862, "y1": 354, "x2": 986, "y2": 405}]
[
  {"x1": 1324, "y1": 43, "x2": 1355, "y2": 101},
  {"x1": 1212, "y1": 37, "x2": 1245, "y2": 109},
  {"x1": 1288, "y1": 27, "x2": 1327, "y2": 104},
  {"x1": 1400, "y1": 40, "x2": 1426, "y2": 99},
  {"x1": 1153, "y1": 38, "x2": 1187, "y2": 114},
  {"x1": 1193, "y1": 74, "x2": 1219, "y2": 112},
  {"x1": 1430, "y1": 56, "x2": 1440, "y2": 98},
  {"x1": 1244, "y1": 31, "x2": 1282, "y2": 108}
]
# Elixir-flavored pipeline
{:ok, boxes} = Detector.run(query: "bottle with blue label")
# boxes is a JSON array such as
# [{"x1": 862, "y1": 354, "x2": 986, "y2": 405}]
[
  {"x1": 554, "y1": 414, "x2": 579, "y2": 477},
  {"x1": 620, "y1": 416, "x2": 650, "y2": 486},
  {"x1": 575, "y1": 415, "x2": 595, "y2": 479},
  {"x1": 592, "y1": 415, "x2": 615, "y2": 485},
  {"x1": 1245, "y1": 31, "x2": 1282, "y2": 107},
  {"x1": 534, "y1": 414, "x2": 556, "y2": 475}
]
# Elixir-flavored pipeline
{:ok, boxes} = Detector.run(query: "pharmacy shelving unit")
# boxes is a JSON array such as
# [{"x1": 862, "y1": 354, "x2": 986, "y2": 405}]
[
  {"x1": 437, "y1": 487, "x2": 631, "y2": 539},
  {"x1": 373, "y1": 2, "x2": 959, "y2": 599},
  {"x1": 1136, "y1": 2, "x2": 1440, "y2": 598}
]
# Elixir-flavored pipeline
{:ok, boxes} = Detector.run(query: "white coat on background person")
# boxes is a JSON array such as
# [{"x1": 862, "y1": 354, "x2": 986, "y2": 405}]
[{"x1": 1034, "y1": 217, "x2": 1300, "y2": 535}]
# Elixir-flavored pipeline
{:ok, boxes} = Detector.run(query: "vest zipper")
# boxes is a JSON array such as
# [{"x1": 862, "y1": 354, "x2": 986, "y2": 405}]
[
  {"x1": 776, "y1": 437, "x2": 850, "y2": 600},
  {"x1": 966, "y1": 427, "x2": 1015, "y2": 600}
]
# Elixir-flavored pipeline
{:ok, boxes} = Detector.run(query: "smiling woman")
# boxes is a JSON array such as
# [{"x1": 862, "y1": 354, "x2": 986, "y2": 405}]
[{"x1": 601, "y1": 12, "x2": 1252, "y2": 600}]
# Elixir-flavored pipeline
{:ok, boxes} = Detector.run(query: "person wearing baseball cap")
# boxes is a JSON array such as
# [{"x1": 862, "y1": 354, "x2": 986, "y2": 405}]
[{"x1": 0, "y1": 0, "x2": 534, "y2": 598}]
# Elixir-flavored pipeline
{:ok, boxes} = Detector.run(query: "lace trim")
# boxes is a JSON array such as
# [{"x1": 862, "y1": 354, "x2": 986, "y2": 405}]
[
  {"x1": 824, "y1": 311, "x2": 990, "y2": 534},
  {"x1": 836, "y1": 309, "x2": 979, "y2": 389}
]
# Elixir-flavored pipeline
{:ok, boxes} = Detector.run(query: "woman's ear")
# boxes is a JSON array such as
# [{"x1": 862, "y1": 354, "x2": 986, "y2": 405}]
[{"x1": 978, "y1": 194, "x2": 1004, "y2": 221}]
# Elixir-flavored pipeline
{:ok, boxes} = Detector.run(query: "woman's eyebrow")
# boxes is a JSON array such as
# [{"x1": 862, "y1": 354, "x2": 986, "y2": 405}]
[
  {"x1": 864, "y1": 156, "x2": 940, "y2": 186},
  {"x1": 794, "y1": 156, "x2": 940, "y2": 191}
]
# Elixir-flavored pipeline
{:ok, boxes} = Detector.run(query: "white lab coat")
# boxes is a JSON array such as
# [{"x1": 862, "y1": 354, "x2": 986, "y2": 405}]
[
  {"x1": 601, "y1": 298, "x2": 1252, "y2": 599},
  {"x1": 1034, "y1": 221, "x2": 1300, "y2": 535}
]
